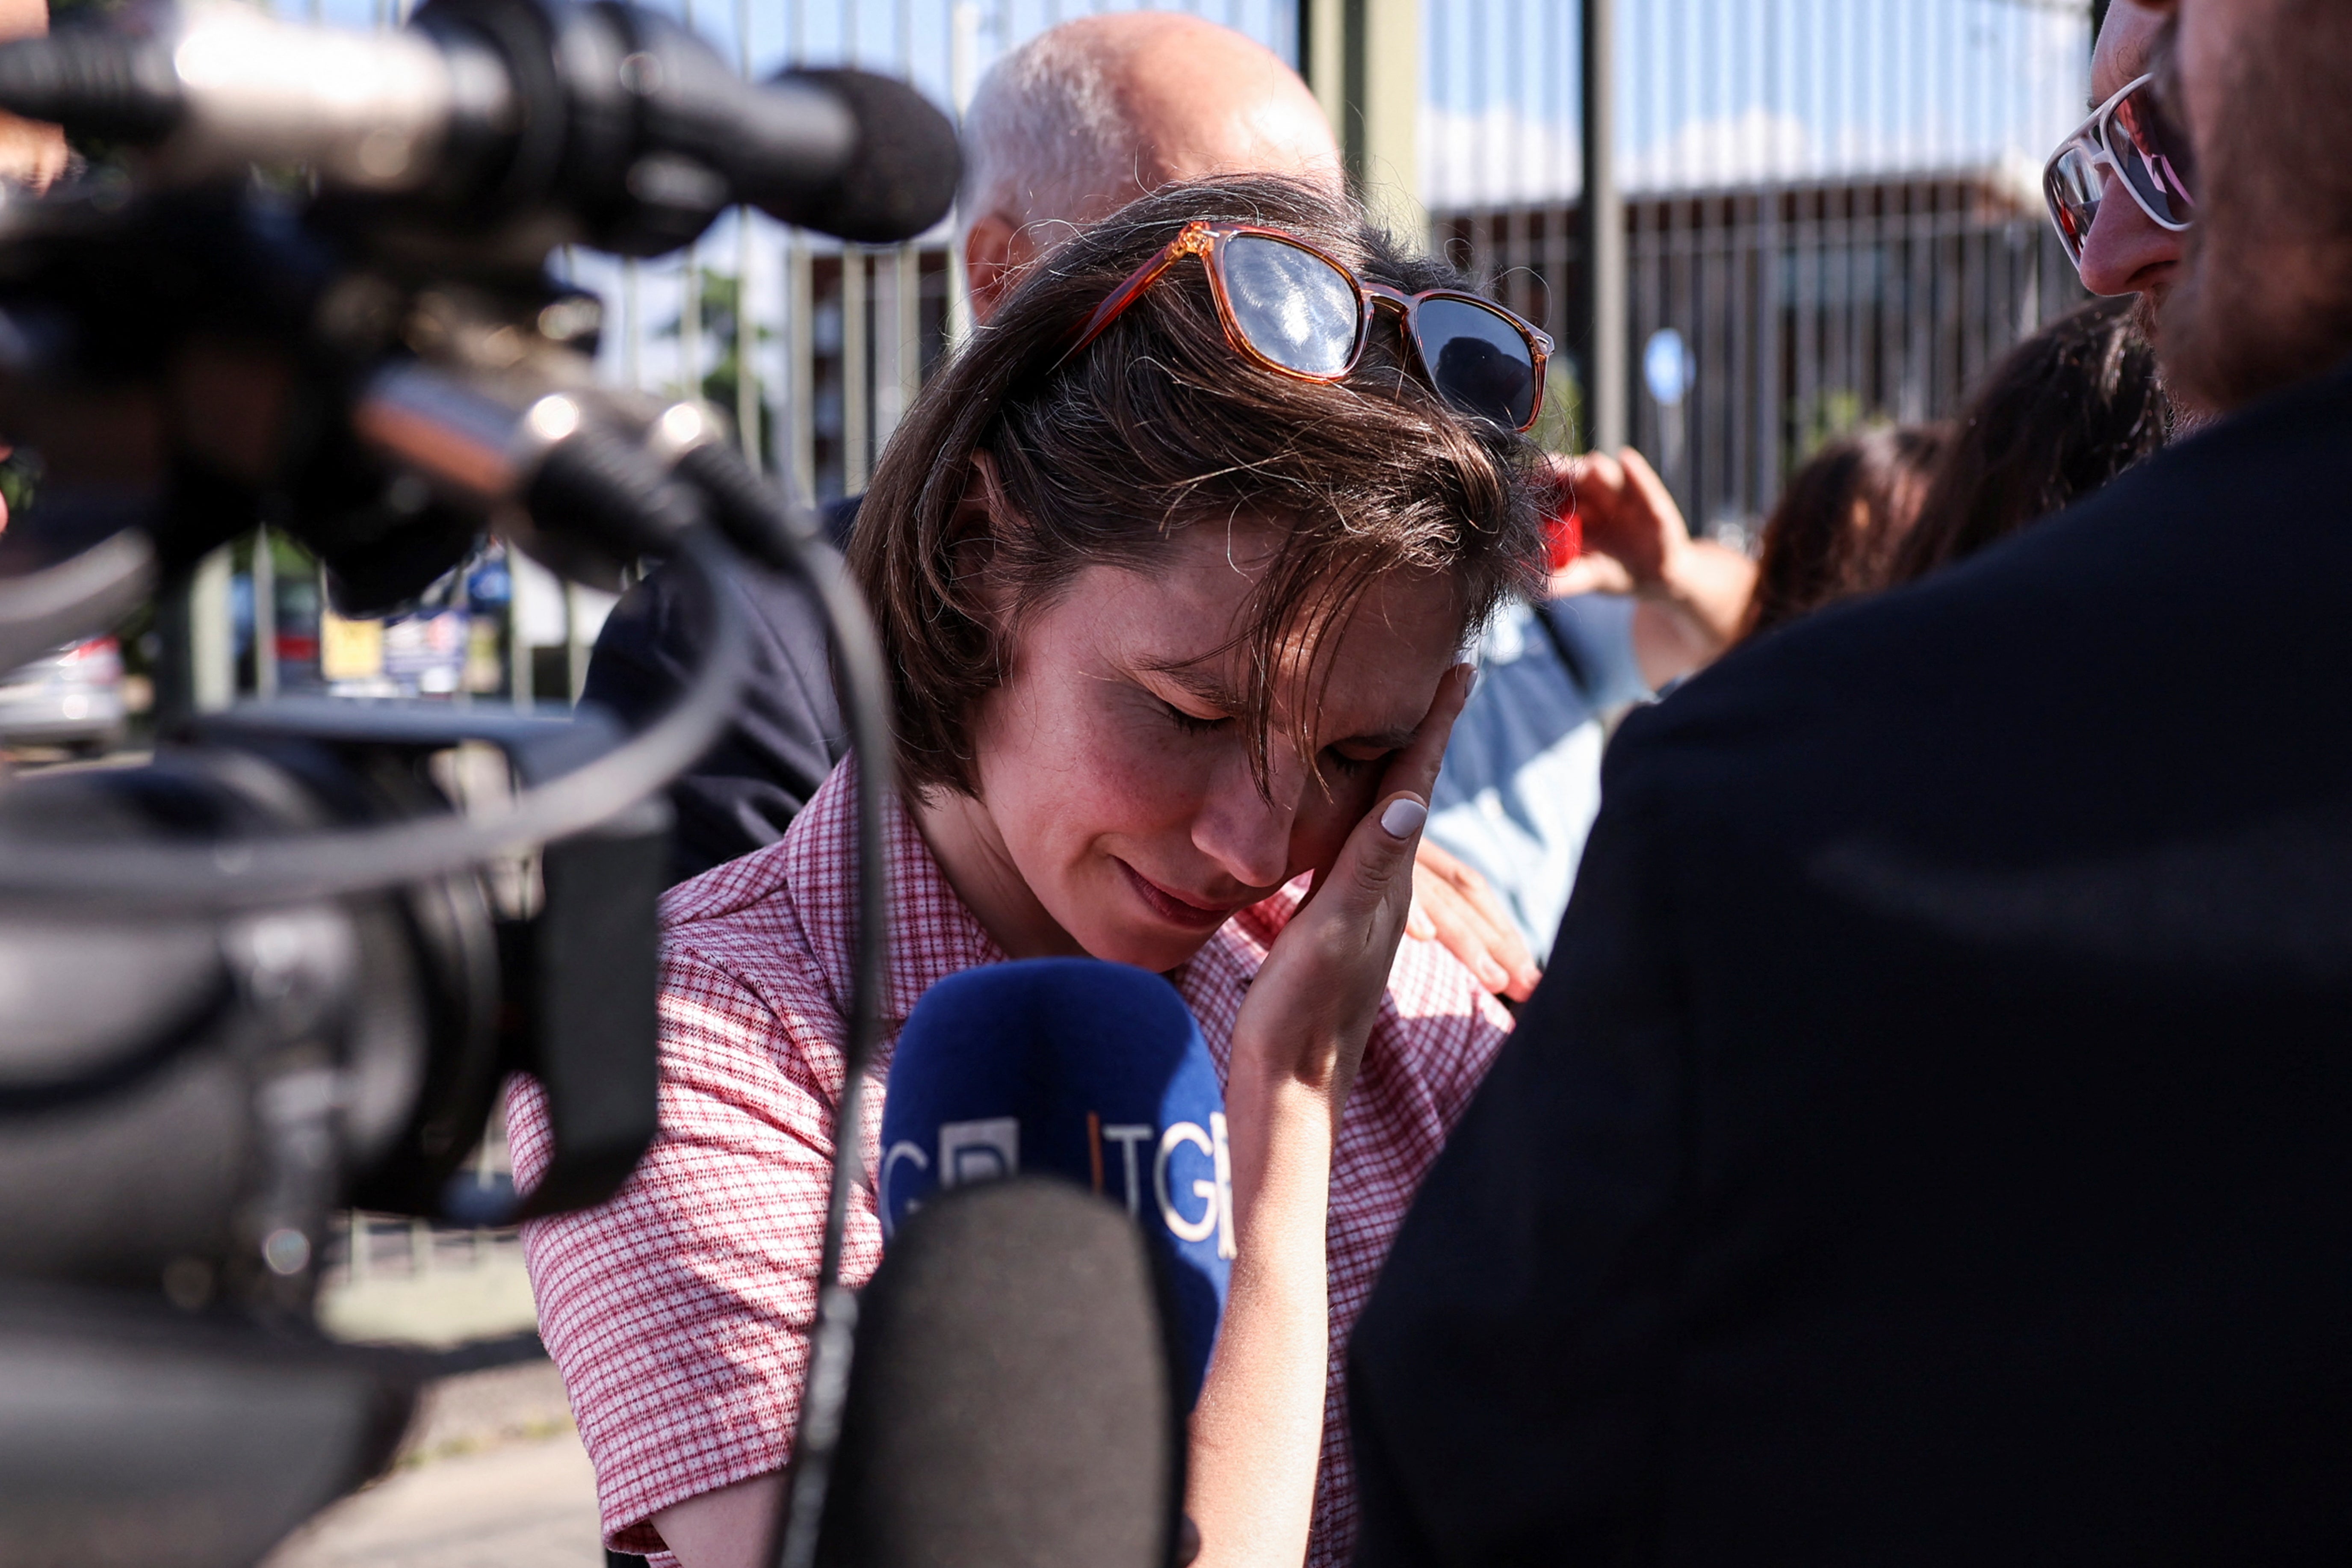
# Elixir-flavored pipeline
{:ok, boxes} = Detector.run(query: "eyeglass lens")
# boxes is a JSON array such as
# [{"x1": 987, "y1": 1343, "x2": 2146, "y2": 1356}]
[
  {"x1": 1220, "y1": 233, "x2": 1361, "y2": 378},
  {"x1": 1414, "y1": 296, "x2": 1540, "y2": 429},
  {"x1": 2112, "y1": 82, "x2": 2196, "y2": 226},
  {"x1": 2045, "y1": 142, "x2": 2104, "y2": 260}
]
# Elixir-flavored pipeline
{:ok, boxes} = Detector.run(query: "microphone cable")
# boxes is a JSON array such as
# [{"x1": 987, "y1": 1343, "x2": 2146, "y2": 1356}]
[
  {"x1": 650, "y1": 428, "x2": 892, "y2": 1568},
  {"x1": 0, "y1": 463, "x2": 751, "y2": 911}
]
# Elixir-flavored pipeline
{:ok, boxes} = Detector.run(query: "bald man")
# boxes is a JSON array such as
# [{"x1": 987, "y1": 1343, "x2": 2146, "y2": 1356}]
[
  {"x1": 581, "y1": 15, "x2": 1342, "y2": 898},
  {"x1": 2073, "y1": 1, "x2": 2184, "y2": 336},
  {"x1": 958, "y1": 11, "x2": 1340, "y2": 320}
]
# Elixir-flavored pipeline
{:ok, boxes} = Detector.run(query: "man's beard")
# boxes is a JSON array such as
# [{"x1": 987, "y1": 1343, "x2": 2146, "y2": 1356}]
[{"x1": 2160, "y1": 2, "x2": 2352, "y2": 414}]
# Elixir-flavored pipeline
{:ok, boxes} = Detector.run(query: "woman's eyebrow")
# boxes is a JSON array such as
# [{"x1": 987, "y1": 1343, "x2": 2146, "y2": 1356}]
[{"x1": 1336, "y1": 725, "x2": 1418, "y2": 752}]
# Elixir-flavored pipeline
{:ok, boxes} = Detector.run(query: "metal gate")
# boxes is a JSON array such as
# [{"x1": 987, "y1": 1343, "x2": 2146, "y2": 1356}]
[
  {"x1": 201, "y1": 0, "x2": 2092, "y2": 695},
  {"x1": 1427, "y1": 0, "x2": 2093, "y2": 538}
]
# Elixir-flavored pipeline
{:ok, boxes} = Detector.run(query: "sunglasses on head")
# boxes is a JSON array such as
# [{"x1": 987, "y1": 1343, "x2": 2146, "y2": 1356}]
[
  {"x1": 2044, "y1": 71, "x2": 2198, "y2": 268},
  {"x1": 1055, "y1": 219, "x2": 1554, "y2": 432}
]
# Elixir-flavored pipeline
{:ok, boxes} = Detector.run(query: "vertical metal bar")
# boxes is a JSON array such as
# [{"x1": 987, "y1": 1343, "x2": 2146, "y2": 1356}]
[
  {"x1": 1543, "y1": 0, "x2": 1569, "y2": 418},
  {"x1": 509, "y1": 546, "x2": 534, "y2": 712},
  {"x1": 783, "y1": 0, "x2": 809, "y2": 502},
  {"x1": 1505, "y1": 0, "x2": 1525, "y2": 316},
  {"x1": 251, "y1": 525, "x2": 278, "y2": 700},
  {"x1": 1754, "y1": 0, "x2": 1779, "y2": 512},
  {"x1": 1794, "y1": 0, "x2": 1821, "y2": 475},
  {"x1": 948, "y1": 0, "x2": 978, "y2": 352},
  {"x1": 895, "y1": 247, "x2": 920, "y2": 447},
  {"x1": 561, "y1": 581, "x2": 585, "y2": 706},
  {"x1": 1578, "y1": 0, "x2": 1624, "y2": 453},
  {"x1": 681, "y1": 0, "x2": 701, "y2": 406},
  {"x1": 682, "y1": 240, "x2": 702, "y2": 399},
  {"x1": 190, "y1": 546, "x2": 234, "y2": 713},
  {"x1": 842, "y1": 252, "x2": 869, "y2": 492},
  {"x1": 891, "y1": 0, "x2": 919, "y2": 455},
  {"x1": 789, "y1": 246, "x2": 816, "y2": 507},
  {"x1": 621, "y1": 260, "x2": 643, "y2": 389},
  {"x1": 736, "y1": 0, "x2": 763, "y2": 470}
]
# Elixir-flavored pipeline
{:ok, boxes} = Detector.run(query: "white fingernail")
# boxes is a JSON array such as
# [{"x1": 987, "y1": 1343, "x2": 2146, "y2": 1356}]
[{"x1": 1380, "y1": 797, "x2": 1427, "y2": 840}]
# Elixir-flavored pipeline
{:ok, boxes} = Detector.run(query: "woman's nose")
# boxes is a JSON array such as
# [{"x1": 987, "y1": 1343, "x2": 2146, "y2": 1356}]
[{"x1": 1190, "y1": 746, "x2": 1300, "y2": 893}]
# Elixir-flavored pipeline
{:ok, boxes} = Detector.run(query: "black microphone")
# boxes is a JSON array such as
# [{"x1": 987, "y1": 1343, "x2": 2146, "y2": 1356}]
[
  {"x1": 809, "y1": 1177, "x2": 1187, "y2": 1568},
  {"x1": 0, "y1": 0, "x2": 960, "y2": 251}
]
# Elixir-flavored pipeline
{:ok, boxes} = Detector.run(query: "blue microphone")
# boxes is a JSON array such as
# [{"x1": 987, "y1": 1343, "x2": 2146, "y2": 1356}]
[{"x1": 878, "y1": 958, "x2": 1232, "y2": 1409}]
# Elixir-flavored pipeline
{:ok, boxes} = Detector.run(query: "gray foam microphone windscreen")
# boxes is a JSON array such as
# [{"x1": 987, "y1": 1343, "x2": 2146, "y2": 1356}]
[{"x1": 814, "y1": 1176, "x2": 1185, "y2": 1568}]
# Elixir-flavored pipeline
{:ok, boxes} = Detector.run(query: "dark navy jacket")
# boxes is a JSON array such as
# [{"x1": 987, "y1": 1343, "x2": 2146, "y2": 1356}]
[
  {"x1": 1352, "y1": 363, "x2": 2352, "y2": 1565},
  {"x1": 584, "y1": 498, "x2": 857, "y2": 887}
]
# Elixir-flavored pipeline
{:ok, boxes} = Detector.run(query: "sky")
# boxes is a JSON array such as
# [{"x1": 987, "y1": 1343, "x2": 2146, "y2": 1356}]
[{"x1": 1422, "y1": 0, "x2": 2094, "y2": 208}]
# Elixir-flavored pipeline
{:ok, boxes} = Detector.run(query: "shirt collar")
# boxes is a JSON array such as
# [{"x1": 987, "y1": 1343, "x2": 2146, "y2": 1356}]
[{"x1": 782, "y1": 756, "x2": 1007, "y2": 1036}]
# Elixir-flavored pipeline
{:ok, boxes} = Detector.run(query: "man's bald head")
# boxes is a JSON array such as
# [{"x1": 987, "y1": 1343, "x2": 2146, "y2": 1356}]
[{"x1": 960, "y1": 13, "x2": 1341, "y2": 321}]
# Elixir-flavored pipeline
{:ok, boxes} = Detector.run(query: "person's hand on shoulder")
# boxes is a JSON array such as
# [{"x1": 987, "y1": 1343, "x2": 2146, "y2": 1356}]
[{"x1": 1408, "y1": 838, "x2": 1539, "y2": 1001}]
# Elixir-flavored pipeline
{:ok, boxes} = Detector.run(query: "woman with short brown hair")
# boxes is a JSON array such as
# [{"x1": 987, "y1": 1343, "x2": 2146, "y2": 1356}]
[{"x1": 513, "y1": 175, "x2": 1550, "y2": 1568}]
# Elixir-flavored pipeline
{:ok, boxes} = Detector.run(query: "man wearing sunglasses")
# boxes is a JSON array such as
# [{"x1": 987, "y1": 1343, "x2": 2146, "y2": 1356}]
[
  {"x1": 1353, "y1": 0, "x2": 2352, "y2": 1557},
  {"x1": 2051, "y1": 0, "x2": 2192, "y2": 336}
]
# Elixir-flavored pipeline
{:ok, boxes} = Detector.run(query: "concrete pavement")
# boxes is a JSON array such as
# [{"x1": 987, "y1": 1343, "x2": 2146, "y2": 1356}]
[{"x1": 264, "y1": 1360, "x2": 608, "y2": 1568}]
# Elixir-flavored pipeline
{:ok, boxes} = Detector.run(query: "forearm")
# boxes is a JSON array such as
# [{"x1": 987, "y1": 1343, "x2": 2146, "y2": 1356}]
[
  {"x1": 653, "y1": 1473, "x2": 785, "y2": 1568},
  {"x1": 1633, "y1": 540, "x2": 1759, "y2": 686},
  {"x1": 1185, "y1": 1069, "x2": 1341, "y2": 1568}
]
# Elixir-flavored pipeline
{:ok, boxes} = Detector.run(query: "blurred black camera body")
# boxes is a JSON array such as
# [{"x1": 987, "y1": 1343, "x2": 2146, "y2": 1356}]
[
  {"x1": 0, "y1": 700, "x2": 664, "y2": 1310},
  {"x1": 0, "y1": 0, "x2": 953, "y2": 1556},
  {"x1": 0, "y1": 700, "x2": 671, "y2": 1568}
]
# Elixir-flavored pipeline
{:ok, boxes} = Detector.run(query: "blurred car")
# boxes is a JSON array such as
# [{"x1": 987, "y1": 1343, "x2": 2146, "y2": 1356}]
[{"x1": 0, "y1": 635, "x2": 126, "y2": 756}]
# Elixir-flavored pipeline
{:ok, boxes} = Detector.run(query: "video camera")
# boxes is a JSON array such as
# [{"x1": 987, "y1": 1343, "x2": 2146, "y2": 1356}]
[{"x1": 0, "y1": 2, "x2": 943, "y2": 1560}]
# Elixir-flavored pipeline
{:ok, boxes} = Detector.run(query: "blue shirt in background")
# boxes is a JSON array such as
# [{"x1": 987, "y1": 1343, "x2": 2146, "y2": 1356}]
[{"x1": 1427, "y1": 594, "x2": 1650, "y2": 964}]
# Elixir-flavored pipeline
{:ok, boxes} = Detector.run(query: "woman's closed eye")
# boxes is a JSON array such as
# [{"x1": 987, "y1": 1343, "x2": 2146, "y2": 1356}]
[
  {"x1": 1321, "y1": 744, "x2": 1390, "y2": 779},
  {"x1": 1163, "y1": 698, "x2": 1232, "y2": 738}
]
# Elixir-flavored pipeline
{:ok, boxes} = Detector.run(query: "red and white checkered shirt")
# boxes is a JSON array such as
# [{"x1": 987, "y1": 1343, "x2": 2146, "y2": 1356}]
[{"x1": 511, "y1": 759, "x2": 1510, "y2": 1566}]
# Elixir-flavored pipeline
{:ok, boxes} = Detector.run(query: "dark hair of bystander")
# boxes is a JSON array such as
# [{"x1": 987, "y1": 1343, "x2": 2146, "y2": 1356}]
[
  {"x1": 1742, "y1": 423, "x2": 1950, "y2": 641},
  {"x1": 1886, "y1": 295, "x2": 2170, "y2": 586}
]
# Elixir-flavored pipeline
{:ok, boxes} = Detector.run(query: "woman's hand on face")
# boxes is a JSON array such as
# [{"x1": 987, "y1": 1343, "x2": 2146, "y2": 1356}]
[
  {"x1": 1227, "y1": 664, "x2": 1475, "y2": 1112},
  {"x1": 1187, "y1": 663, "x2": 1471, "y2": 1568}
]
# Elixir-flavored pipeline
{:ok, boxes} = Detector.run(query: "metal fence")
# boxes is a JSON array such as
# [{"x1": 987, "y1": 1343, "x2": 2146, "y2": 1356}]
[
  {"x1": 1427, "y1": 0, "x2": 2094, "y2": 537},
  {"x1": 197, "y1": 0, "x2": 2095, "y2": 713}
]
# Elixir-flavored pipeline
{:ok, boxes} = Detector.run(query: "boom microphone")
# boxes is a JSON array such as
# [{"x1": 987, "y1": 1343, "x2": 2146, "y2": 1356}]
[
  {"x1": 878, "y1": 959, "x2": 1233, "y2": 1409},
  {"x1": 813, "y1": 1178, "x2": 1185, "y2": 1568},
  {"x1": 0, "y1": 0, "x2": 960, "y2": 251}
]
